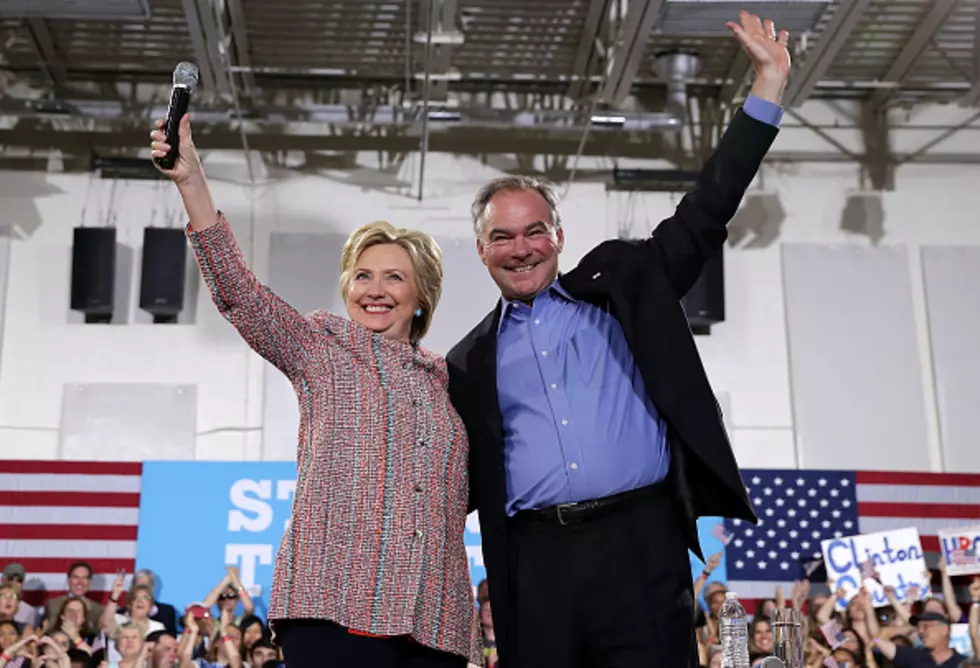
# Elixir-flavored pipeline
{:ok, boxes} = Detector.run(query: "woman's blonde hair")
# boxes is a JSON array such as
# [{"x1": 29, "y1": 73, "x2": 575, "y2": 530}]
[{"x1": 339, "y1": 221, "x2": 443, "y2": 343}]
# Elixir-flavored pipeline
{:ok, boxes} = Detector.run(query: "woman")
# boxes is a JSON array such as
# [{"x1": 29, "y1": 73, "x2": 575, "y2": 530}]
[
  {"x1": 47, "y1": 598, "x2": 96, "y2": 655},
  {"x1": 150, "y1": 115, "x2": 480, "y2": 668}
]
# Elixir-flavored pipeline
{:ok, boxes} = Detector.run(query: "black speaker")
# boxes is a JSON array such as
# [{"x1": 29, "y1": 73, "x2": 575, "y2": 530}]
[
  {"x1": 70, "y1": 227, "x2": 116, "y2": 323},
  {"x1": 681, "y1": 247, "x2": 724, "y2": 334},
  {"x1": 140, "y1": 227, "x2": 188, "y2": 323}
]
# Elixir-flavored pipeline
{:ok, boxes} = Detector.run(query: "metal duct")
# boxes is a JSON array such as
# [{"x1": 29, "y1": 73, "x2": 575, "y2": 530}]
[
  {"x1": 0, "y1": 0, "x2": 150, "y2": 19},
  {"x1": 0, "y1": 95, "x2": 700, "y2": 133},
  {"x1": 651, "y1": 51, "x2": 701, "y2": 120}
]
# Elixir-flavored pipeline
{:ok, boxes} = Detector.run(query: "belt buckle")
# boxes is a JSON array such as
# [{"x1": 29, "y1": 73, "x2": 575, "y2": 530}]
[{"x1": 556, "y1": 503, "x2": 575, "y2": 526}]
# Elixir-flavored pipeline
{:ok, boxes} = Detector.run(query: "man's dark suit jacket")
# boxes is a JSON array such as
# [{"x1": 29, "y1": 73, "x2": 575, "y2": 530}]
[{"x1": 446, "y1": 108, "x2": 776, "y2": 666}]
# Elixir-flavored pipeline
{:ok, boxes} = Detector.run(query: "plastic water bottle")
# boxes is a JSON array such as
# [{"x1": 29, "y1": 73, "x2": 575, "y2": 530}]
[{"x1": 719, "y1": 591, "x2": 750, "y2": 668}]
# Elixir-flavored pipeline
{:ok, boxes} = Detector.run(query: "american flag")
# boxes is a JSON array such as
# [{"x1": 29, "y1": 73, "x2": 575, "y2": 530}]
[
  {"x1": 0, "y1": 460, "x2": 142, "y2": 606},
  {"x1": 722, "y1": 469, "x2": 980, "y2": 609}
]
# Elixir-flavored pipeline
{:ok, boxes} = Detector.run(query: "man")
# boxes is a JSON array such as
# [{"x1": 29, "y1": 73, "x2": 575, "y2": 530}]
[
  {"x1": 2, "y1": 563, "x2": 39, "y2": 627},
  {"x1": 446, "y1": 10, "x2": 790, "y2": 668},
  {"x1": 872, "y1": 611, "x2": 964, "y2": 667},
  {"x1": 42, "y1": 561, "x2": 103, "y2": 628},
  {"x1": 145, "y1": 630, "x2": 180, "y2": 668}
]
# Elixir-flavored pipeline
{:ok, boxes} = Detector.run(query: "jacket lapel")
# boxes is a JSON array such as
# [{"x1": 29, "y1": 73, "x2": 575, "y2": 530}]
[{"x1": 468, "y1": 302, "x2": 504, "y2": 446}]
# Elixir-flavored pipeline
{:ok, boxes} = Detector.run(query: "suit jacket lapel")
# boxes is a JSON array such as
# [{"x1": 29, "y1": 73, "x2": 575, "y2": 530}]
[{"x1": 469, "y1": 302, "x2": 504, "y2": 445}]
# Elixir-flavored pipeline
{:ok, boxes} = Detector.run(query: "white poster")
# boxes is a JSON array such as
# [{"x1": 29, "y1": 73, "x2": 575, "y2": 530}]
[
  {"x1": 821, "y1": 527, "x2": 930, "y2": 608},
  {"x1": 939, "y1": 525, "x2": 980, "y2": 576}
]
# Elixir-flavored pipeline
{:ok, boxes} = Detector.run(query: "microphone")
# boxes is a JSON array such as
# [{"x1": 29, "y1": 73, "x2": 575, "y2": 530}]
[{"x1": 155, "y1": 62, "x2": 200, "y2": 170}]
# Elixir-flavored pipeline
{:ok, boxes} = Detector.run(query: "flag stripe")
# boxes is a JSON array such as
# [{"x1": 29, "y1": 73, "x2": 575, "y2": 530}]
[
  {"x1": 20, "y1": 590, "x2": 115, "y2": 607},
  {"x1": 0, "y1": 506, "x2": 140, "y2": 525},
  {"x1": 1, "y1": 540, "x2": 137, "y2": 558},
  {"x1": 856, "y1": 484, "x2": 980, "y2": 505},
  {"x1": 859, "y1": 517, "x2": 970, "y2": 539},
  {"x1": 0, "y1": 461, "x2": 142, "y2": 475},
  {"x1": 5, "y1": 558, "x2": 136, "y2": 574},
  {"x1": 0, "y1": 524, "x2": 138, "y2": 540},
  {"x1": 855, "y1": 471, "x2": 980, "y2": 486},
  {"x1": 0, "y1": 473, "x2": 142, "y2": 493},
  {"x1": 857, "y1": 502, "x2": 980, "y2": 519},
  {"x1": 0, "y1": 491, "x2": 140, "y2": 508}
]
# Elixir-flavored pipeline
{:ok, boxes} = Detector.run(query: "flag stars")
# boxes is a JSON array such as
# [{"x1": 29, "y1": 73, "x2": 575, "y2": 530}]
[
  {"x1": 830, "y1": 489, "x2": 839, "y2": 497},
  {"x1": 747, "y1": 550, "x2": 755, "y2": 558},
  {"x1": 789, "y1": 530, "x2": 798, "y2": 538},
  {"x1": 736, "y1": 560, "x2": 745, "y2": 569},
  {"x1": 844, "y1": 521, "x2": 854, "y2": 530},
  {"x1": 790, "y1": 551, "x2": 800, "y2": 560},
  {"x1": 788, "y1": 510, "x2": 797, "y2": 518},
  {"x1": 752, "y1": 477, "x2": 761, "y2": 485},
  {"x1": 745, "y1": 529, "x2": 754, "y2": 537},
  {"x1": 775, "y1": 498, "x2": 785, "y2": 507},
  {"x1": 734, "y1": 539, "x2": 743, "y2": 547},
  {"x1": 777, "y1": 520, "x2": 786, "y2": 528},
  {"x1": 758, "y1": 561, "x2": 768, "y2": 569},
  {"x1": 840, "y1": 479, "x2": 850, "y2": 487},
  {"x1": 841, "y1": 500, "x2": 851, "y2": 508},
  {"x1": 800, "y1": 520, "x2": 809, "y2": 528},
  {"x1": 754, "y1": 497, "x2": 763, "y2": 505},
  {"x1": 780, "y1": 562, "x2": 790, "y2": 570},
  {"x1": 767, "y1": 530, "x2": 776, "y2": 538},
  {"x1": 818, "y1": 478, "x2": 827, "y2": 486},
  {"x1": 764, "y1": 487, "x2": 773, "y2": 496},
  {"x1": 786, "y1": 489, "x2": 795, "y2": 497},
  {"x1": 774, "y1": 477, "x2": 783, "y2": 485},
  {"x1": 801, "y1": 541, "x2": 811, "y2": 549},
  {"x1": 797, "y1": 478, "x2": 805, "y2": 486}
]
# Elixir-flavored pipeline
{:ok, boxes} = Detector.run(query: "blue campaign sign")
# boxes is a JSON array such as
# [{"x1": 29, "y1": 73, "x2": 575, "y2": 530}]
[
  {"x1": 137, "y1": 461, "x2": 490, "y2": 617},
  {"x1": 137, "y1": 461, "x2": 724, "y2": 617},
  {"x1": 136, "y1": 462, "x2": 299, "y2": 619}
]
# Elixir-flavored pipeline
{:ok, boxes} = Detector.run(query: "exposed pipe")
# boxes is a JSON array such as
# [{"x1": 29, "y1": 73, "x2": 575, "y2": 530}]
[
  {"x1": 418, "y1": 0, "x2": 435, "y2": 201},
  {"x1": 1, "y1": 98, "x2": 694, "y2": 132}
]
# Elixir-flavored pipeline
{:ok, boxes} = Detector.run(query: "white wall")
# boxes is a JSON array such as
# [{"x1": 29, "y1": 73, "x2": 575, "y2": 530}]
[{"x1": 1, "y1": 100, "x2": 979, "y2": 472}]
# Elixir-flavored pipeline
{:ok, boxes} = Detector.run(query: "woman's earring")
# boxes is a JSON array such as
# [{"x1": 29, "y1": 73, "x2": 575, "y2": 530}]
[{"x1": 414, "y1": 308, "x2": 422, "y2": 317}]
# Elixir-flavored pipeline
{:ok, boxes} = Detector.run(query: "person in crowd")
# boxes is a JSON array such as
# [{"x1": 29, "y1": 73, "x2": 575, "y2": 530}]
[
  {"x1": 127, "y1": 571, "x2": 178, "y2": 636},
  {"x1": 47, "y1": 597, "x2": 97, "y2": 655},
  {"x1": 145, "y1": 630, "x2": 179, "y2": 668},
  {"x1": 445, "y1": 9, "x2": 790, "y2": 666},
  {"x1": 871, "y1": 610, "x2": 963, "y2": 668},
  {"x1": 101, "y1": 621, "x2": 152, "y2": 668},
  {"x1": 42, "y1": 563, "x2": 102, "y2": 630},
  {"x1": 474, "y1": 581, "x2": 496, "y2": 668},
  {"x1": 2, "y1": 566, "x2": 38, "y2": 628},
  {"x1": 244, "y1": 640, "x2": 277, "y2": 668},
  {"x1": 0, "y1": 586, "x2": 34, "y2": 639},
  {"x1": 234, "y1": 616, "x2": 267, "y2": 658},
  {"x1": 99, "y1": 573, "x2": 165, "y2": 665},
  {"x1": 201, "y1": 570, "x2": 252, "y2": 630},
  {"x1": 149, "y1": 110, "x2": 480, "y2": 668},
  {"x1": 178, "y1": 614, "x2": 241, "y2": 668}
]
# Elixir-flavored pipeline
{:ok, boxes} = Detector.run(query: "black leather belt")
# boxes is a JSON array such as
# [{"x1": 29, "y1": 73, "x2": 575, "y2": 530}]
[{"x1": 515, "y1": 481, "x2": 667, "y2": 526}]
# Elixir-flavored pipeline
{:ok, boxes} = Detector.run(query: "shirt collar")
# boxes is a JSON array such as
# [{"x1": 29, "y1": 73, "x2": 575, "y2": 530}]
[{"x1": 497, "y1": 276, "x2": 570, "y2": 334}]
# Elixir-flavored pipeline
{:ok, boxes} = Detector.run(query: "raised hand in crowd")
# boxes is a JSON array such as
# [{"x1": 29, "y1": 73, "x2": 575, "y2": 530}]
[
  {"x1": 36, "y1": 636, "x2": 70, "y2": 668},
  {"x1": 202, "y1": 566, "x2": 254, "y2": 623},
  {"x1": 0, "y1": 632, "x2": 36, "y2": 667}
]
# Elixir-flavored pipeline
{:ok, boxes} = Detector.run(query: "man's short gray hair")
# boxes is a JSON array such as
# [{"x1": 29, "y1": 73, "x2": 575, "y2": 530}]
[{"x1": 470, "y1": 175, "x2": 563, "y2": 236}]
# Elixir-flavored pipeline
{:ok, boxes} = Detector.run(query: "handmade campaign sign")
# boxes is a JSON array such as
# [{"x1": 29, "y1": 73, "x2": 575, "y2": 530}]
[
  {"x1": 820, "y1": 527, "x2": 929, "y2": 608},
  {"x1": 938, "y1": 525, "x2": 980, "y2": 576}
]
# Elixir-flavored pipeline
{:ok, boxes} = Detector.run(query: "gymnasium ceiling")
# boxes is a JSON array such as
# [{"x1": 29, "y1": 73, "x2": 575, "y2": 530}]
[{"x1": 0, "y1": 0, "x2": 978, "y2": 168}]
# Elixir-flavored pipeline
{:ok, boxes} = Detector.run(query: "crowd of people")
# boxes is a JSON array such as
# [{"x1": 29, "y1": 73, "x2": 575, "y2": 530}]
[
  {"x1": 694, "y1": 553, "x2": 980, "y2": 667},
  {"x1": 1, "y1": 558, "x2": 977, "y2": 668},
  {"x1": 0, "y1": 562, "x2": 280, "y2": 668}
]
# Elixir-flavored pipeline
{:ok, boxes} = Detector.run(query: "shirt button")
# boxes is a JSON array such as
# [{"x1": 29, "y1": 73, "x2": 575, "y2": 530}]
[
  {"x1": 534, "y1": 319, "x2": 540, "y2": 325},
  {"x1": 561, "y1": 419, "x2": 568, "y2": 426},
  {"x1": 570, "y1": 462, "x2": 578, "y2": 470},
  {"x1": 540, "y1": 351, "x2": 548, "y2": 357},
  {"x1": 550, "y1": 383, "x2": 557, "y2": 390}
]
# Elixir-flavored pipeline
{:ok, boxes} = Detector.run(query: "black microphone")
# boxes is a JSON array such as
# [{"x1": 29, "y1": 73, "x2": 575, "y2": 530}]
[{"x1": 155, "y1": 61, "x2": 200, "y2": 170}]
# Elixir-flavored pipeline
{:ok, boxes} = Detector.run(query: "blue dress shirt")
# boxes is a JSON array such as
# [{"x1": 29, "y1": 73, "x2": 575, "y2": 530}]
[{"x1": 496, "y1": 95, "x2": 782, "y2": 514}]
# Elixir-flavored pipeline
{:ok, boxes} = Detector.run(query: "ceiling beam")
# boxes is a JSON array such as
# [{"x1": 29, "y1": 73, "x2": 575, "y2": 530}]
[
  {"x1": 224, "y1": 0, "x2": 255, "y2": 98},
  {"x1": 24, "y1": 18, "x2": 67, "y2": 88},
  {"x1": 180, "y1": 0, "x2": 233, "y2": 97},
  {"x1": 598, "y1": 0, "x2": 666, "y2": 107},
  {"x1": 959, "y1": 0, "x2": 980, "y2": 106},
  {"x1": 781, "y1": 0, "x2": 874, "y2": 108},
  {"x1": 869, "y1": 0, "x2": 960, "y2": 107},
  {"x1": 567, "y1": 0, "x2": 609, "y2": 100}
]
